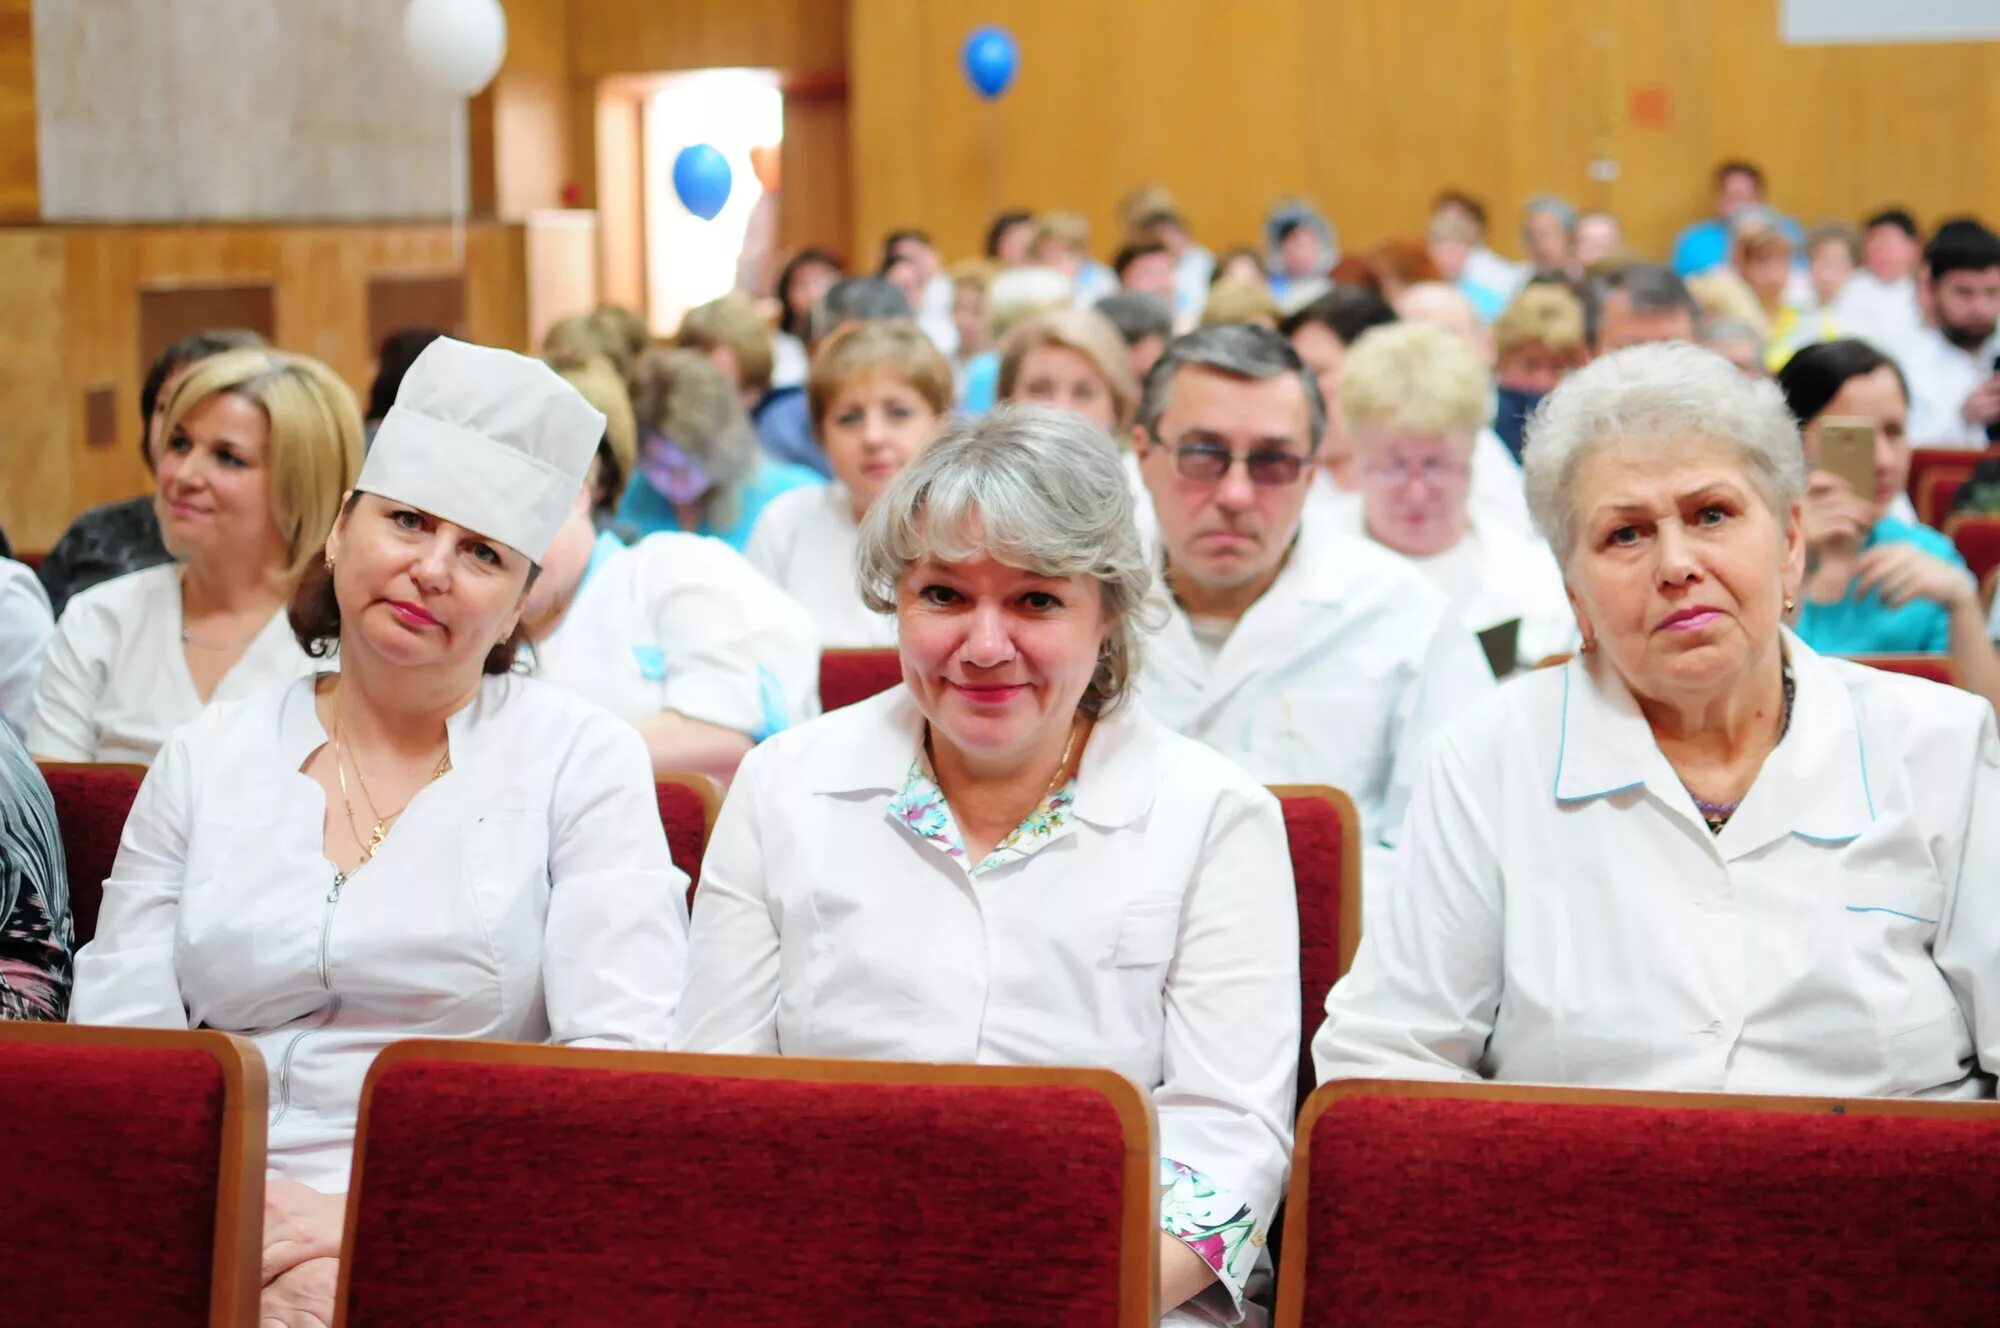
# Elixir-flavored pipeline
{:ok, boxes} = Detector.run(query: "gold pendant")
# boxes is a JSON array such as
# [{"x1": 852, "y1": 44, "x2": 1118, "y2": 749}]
[{"x1": 367, "y1": 820, "x2": 387, "y2": 855}]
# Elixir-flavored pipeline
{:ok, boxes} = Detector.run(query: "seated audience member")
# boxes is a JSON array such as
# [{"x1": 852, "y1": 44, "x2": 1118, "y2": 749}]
[
  {"x1": 1701, "y1": 315, "x2": 1770, "y2": 381},
  {"x1": 550, "y1": 355, "x2": 639, "y2": 531},
  {"x1": 677, "y1": 407, "x2": 1298, "y2": 1324},
  {"x1": 37, "y1": 329, "x2": 266, "y2": 618},
  {"x1": 1265, "y1": 199, "x2": 1338, "y2": 308},
  {"x1": 614, "y1": 349, "x2": 824, "y2": 551},
  {"x1": 747, "y1": 319, "x2": 954, "y2": 648},
  {"x1": 948, "y1": 258, "x2": 998, "y2": 373},
  {"x1": 881, "y1": 228, "x2": 958, "y2": 355},
  {"x1": 1432, "y1": 189, "x2": 1524, "y2": 304},
  {"x1": 1725, "y1": 208, "x2": 1799, "y2": 342},
  {"x1": 1519, "y1": 194, "x2": 1579, "y2": 283},
  {"x1": 1427, "y1": 208, "x2": 1507, "y2": 323},
  {"x1": 72, "y1": 339, "x2": 686, "y2": 1326},
  {"x1": 1393, "y1": 282, "x2": 1536, "y2": 538},
  {"x1": 1492, "y1": 283, "x2": 1588, "y2": 459},
  {"x1": 1804, "y1": 223, "x2": 1859, "y2": 316},
  {"x1": 1586, "y1": 261, "x2": 1701, "y2": 354},
  {"x1": 1777, "y1": 340, "x2": 2000, "y2": 714},
  {"x1": 1361, "y1": 237, "x2": 1443, "y2": 304},
  {"x1": 1832, "y1": 208, "x2": 1924, "y2": 343},
  {"x1": 677, "y1": 291, "x2": 814, "y2": 474},
  {"x1": 1095, "y1": 291, "x2": 1176, "y2": 382},
  {"x1": 0, "y1": 557, "x2": 53, "y2": 735},
  {"x1": 1131, "y1": 203, "x2": 1215, "y2": 324},
  {"x1": 1129, "y1": 325, "x2": 1493, "y2": 879},
  {"x1": 1200, "y1": 279, "x2": 1282, "y2": 330},
  {"x1": 0, "y1": 722, "x2": 68, "y2": 1021},
  {"x1": 998, "y1": 307, "x2": 1139, "y2": 437},
  {"x1": 752, "y1": 275, "x2": 919, "y2": 472},
  {"x1": 1114, "y1": 240, "x2": 1179, "y2": 306},
  {"x1": 30, "y1": 350, "x2": 361, "y2": 765},
  {"x1": 586, "y1": 304, "x2": 651, "y2": 376},
  {"x1": 1671, "y1": 159, "x2": 1802, "y2": 277},
  {"x1": 1315, "y1": 341, "x2": 1999, "y2": 1096},
  {"x1": 1209, "y1": 245, "x2": 1268, "y2": 292},
  {"x1": 958, "y1": 266, "x2": 1073, "y2": 413},
  {"x1": 772, "y1": 246, "x2": 845, "y2": 387},
  {"x1": 1573, "y1": 208, "x2": 1626, "y2": 272},
  {"x1": 1281, "y1": 285, "x2": 1399, "y2": 495},
  {"x1": 985, "y1": 208, "x2": 1036, "y2": 268},
  {"x1": 362, "y1": 328, "x2": 443, "y2": 447},
  {"x1": 1892, "y1": 218, "x2": 2000, "y2": 445},
  {"x1": 1031, "y1": 210, "x2": 1115, "y2": 305},
  {"x1": 1342, "y1": 324, "x2": 1576, "y2": 668}
]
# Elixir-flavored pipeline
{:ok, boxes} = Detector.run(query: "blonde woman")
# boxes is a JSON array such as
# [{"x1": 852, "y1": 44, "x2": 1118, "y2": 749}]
[
  {"x1": 996, "y1": 306, "x2": 1139, "y2": 435},
  {"x1": 550, "y1": 354, "x2": 638, "y2": 529},
  {"x1": 29, "y1": 350, "x2": 362, "y2": 763}
]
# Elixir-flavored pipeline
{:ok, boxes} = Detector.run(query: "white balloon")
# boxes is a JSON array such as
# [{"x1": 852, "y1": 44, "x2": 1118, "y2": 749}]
[{"x1": 401, "y1": 0, "x2": 508, "y2": 97}]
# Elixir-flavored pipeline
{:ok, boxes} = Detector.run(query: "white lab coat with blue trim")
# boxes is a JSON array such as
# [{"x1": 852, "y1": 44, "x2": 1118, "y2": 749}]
[{"x1": 1314, "y1": 631, "x2": 2000, "y2": 1098}]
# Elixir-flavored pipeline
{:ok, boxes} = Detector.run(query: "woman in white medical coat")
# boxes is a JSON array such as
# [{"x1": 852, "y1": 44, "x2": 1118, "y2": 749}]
[
  {"x1": 71, "y1": 338, "x2": 688, "y2": 1325},
  {"x1": 1315, "y1": 342, "x2": 2000, "y2": 1098},
  {"x1": 744, "y1": 317, "x2": 955, "y2": 647},
  {"x1": 678, "y1": 406, "x2": 1299, "y2": 1327}
]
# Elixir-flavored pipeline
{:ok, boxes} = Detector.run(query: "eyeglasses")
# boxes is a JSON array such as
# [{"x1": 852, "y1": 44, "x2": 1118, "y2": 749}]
[
  {"x1": 1363, "y1": 456, "x2": 1469, "y2": 487},
  {"x1": 1167, "y1": 442, "x2": 1307, "y2": 487}
]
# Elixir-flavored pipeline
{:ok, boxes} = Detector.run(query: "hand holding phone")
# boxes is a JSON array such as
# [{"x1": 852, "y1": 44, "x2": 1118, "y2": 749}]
[{"x1": 1817, "y1": 416, "x2": 1877, "y2": 500}]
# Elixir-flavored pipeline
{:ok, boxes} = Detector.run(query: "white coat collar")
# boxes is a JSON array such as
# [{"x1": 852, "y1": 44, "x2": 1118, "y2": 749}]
[
  {"x1": 1552, "y1": 628, "x2": 1875, "y2": 855},
  {"x1": 805, "y1": 684, "x2": 1159, "y2": 828},
  {"x1": 276, "y1": 671, "x2": 506, "y2": 769}
]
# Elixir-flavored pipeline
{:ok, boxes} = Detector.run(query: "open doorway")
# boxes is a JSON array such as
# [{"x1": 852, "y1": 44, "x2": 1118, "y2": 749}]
[{"x1": 642, "y1": 69, "x2": 783, "y2": 334}]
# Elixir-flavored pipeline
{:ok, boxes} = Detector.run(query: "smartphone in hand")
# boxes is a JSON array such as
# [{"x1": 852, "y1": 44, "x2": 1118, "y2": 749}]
[{"x1": 1818, "y1": 416, "x2": 1877, "y2": 500}]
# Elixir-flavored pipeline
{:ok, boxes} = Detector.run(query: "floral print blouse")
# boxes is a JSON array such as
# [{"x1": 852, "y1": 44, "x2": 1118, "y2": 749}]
[{"x1": 885, "y1": 752, "x2": 1262, "y2": 1310}]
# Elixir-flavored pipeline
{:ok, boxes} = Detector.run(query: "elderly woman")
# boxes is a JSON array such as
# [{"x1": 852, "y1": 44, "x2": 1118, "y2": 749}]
[
  {"x1": 29, "y1": 349, "x2": 361, "y2": 765},
  {"x1": 997, "y1": 306, "x2": 1139, "y2": 436},
  {"x1": 746, "y1": 318, "x2": 954, "y2": 647},
  {"x1": 72, "y1": 338, "x2": 686, "y2": 1324},
  {"x1": 1340, "y1": 323, "x2": 1575, "y2": 670},
  {"x1": 1314, "y1": 341, "x2": 1999, "y2": 1098},
  {"x1": 677, "y1": 406, "x2": 1299, "y2": 1326},
  {"x1": 1777, "y1": 339, "x2": 2000, "y2": 715},
  {"x1": 613, "y1": 348, "x2": 823, "y2": 551}
]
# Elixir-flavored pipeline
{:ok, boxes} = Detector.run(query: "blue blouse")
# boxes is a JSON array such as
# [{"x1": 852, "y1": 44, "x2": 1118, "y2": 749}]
[
  {"x1": 1794, "y1": 516, "x2": 1965, "y2": 656},
  {"x1": 614, "y1": 459, "x2": 824, "y2": 553}
]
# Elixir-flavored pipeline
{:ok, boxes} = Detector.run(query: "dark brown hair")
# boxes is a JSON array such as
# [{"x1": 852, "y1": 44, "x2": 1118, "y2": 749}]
[{"x1": 287, "y1": 493, "x2": 539, "y2": 676}]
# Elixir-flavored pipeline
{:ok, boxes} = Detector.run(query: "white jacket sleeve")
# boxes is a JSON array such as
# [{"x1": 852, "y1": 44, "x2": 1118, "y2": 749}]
[
  {"x1": 26, "y1": 598, "x2": 106, "y2": 761},
  {"x1": 1936, "y1": 709, "x2": 2000, "y2": 1075},
  {"x1": 1313, "y1": 727, "x2": 1501, "y2": 1085},
  {"x1": 69, "y1": 725, "x2": 196, "y2": 1027},
  {"x1": 1379, "y1": 611, "x2": 1496, "y2": 851},
  {"x1": 541, "y1": 714, "x2": 689, "y2": 1049},
  {"x1": 671, "y1": 741, "x2": 783, "y2": 1053},
  {"x1": 653, "y1": 547, "x2": 821, "y2": 738}
]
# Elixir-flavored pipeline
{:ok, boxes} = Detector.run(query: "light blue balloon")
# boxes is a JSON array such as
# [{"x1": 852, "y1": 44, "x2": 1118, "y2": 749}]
[
  {"x1": 672, "y1": 144, "x2": 733, "y2": 221},
  {"x1": 961, "y1": 25, "x2": 1019, "y2": 100}
]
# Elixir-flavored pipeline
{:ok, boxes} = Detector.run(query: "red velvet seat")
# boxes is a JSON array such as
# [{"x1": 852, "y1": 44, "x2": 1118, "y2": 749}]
[
  {"x1": 338, "y1": 1042, "x2": 1158, "y2": 1326},
  {"x1": 36, "y1": 760, "x2": 146, "y2": 945},
  {"x1": 655, "y1": 771, "x2": 721, "y2": 900},
  {"x1": 1277, "y1": 1080, "x2": 2000, "y2": 1328},
  {"x1": 1909, "y1": 446, "x2": 1999, "y2": 529},
  {"x1": 2, "y1": 1022, "x2": 265, "y2": 1326},
  {"x1": 1271, "y1": 785, "x2": 1361, "y2": 1117},
  {"x1": 1946, "y1": 513, "x2": 2000, "y2": 588},
  {"x1": 818, "y1": 647, "x2": 903, "y2": 710},
  {"x1": 1846, "y1": 653, "x2": 1960, "y2": 687}
]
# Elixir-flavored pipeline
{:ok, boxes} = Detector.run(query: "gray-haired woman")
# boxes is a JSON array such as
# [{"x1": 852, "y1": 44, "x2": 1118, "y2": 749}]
[
  {"x1": 1315, "y1": 341, "x2": 2000, "y2": 1099},
  {"x1": 677, "y1": 405, "x2": 1299, "y2": 1325}
]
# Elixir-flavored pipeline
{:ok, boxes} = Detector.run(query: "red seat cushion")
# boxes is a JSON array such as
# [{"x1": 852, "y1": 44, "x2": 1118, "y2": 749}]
[
  {"x1": 654, "y1": 780, "x2": 708, "y2": 892},
  {"x1": 6, "y1": 1042, "x2": 227, "y2": 1324},
  {"x1": 1950, "y1": 515, "x2": 2000, "y2": 587},
  {"x1": 818, "y1": 649, "x2": 903, "y2": 711},
  {"x1": 1281, "y1": 795, "x2": 1347, "y2": 1115},
  {"x1": 345, "y1": 1060, "x2": 1131, "y2": 1325},
  {"x1": 38, "y1": 763, "x2": 145, "y2": 946},
  {"x1": 1298, "y1": 1093, "x2": 2000, "y2": 1325}
]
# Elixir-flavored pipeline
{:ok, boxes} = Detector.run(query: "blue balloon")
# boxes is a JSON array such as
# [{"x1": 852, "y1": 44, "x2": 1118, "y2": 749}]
[
  {"x1": 961, "y1": 25, "x2": 1018, "y2": 100},
  {"x1": 672, "y1": 144, "x2": 733, "y2": 221}
]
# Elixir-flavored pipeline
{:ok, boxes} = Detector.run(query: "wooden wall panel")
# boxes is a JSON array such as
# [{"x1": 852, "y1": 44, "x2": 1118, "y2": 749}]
[
  {"x1": 0, "y1": 222, "x2": 528, "y2": 553},
  {"x1": 847, "y1": 0, "x2": 2000, "y2": 267},
  {"x1": 0, "y1": 0, "x2": 36, "y2": 220},
  {"x1": 568, "y1": 0, "x2": 846, "y2": 80}
]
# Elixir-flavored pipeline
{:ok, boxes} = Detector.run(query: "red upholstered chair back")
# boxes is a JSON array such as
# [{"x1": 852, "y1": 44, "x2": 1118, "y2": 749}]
[
  {"x1": 1947, "y1": 513, "x2": 2000, "y2": 587},
  {"x1": 1271, "y1": 785, "x2": 1361, "y2": 1116},
  {"x1": 1, "y1": 1022, "x2": 265, "y2": 1327},
  {"x1": 1909, "y1": 446, "x2": 1998, "y2": 529},
  {"x1": 818, "y1": 647, "x2": 903, "y2": 710},
  {"x1": 338, "y1": 1043, "x2": 1158, "y2": 1326},
  {"x1": 1276, "y1": 1081, "x2": 2000, "y2": 1328},
  {"x1": 654, "y1": 772, "x2": 721, "y2": 901},
  {"x1": 1846, "y1": 653, "x2": 1960, "y2": 686},
  {"x1": 36, "y1": 760, "x2": 146, "y2": 945}
]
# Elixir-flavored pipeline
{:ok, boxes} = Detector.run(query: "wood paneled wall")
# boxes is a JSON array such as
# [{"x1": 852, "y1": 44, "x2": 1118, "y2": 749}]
[
  {"x1": 0, "y1": 0, "x2": 36, "y2": 221},
  {"x1": 0, "y1": 222, "x2": 527, "y2": 552},
  {"x1": 848, "y1": 0, "x2": 2000, "y2": 265}
]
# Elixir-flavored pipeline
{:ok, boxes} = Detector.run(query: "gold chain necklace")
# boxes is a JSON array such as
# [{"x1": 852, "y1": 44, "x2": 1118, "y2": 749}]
[
  {"x1": 333, "y1": 685, "x2": 452, "y2": 862},
  {"x1": 925, "y1": 714, "x2": 1083, "y2": 806}
]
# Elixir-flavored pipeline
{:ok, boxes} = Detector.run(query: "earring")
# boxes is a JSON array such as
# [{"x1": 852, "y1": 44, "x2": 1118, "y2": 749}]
[
  {"x1": 1784, "y1": 595, "x2": 1796, "y2": 614},
  {"x1": 1579, "y1": 634, "x2": 1597, "y2": 653},
  {"x1": 324, "y1": 552, "x2": 336, "y2": 573}
]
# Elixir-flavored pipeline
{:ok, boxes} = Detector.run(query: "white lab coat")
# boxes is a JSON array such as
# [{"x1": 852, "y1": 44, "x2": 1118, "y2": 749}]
[
  {"x1": 743, "y1": 484, "x2": 898, "y2": 648},
  {"x1": 0, "y1": 558, "x2": 53, "y2": 736},
  {"x1": 1314, "y1": 633, "x2": 2000, "y2": 1098},
  {"x1": 70, "y1": 672, "x2": 688, "y2": 1190},
  {"x1": 530, "y1": 531, "x2": 820, "y2": 740},
  {"x1": 1830, "y1": 272, "x2": 1922, "y2": 348},
  {"x1": 1890, "y1": 324, "x2": 2000, "y2": 447},
  {"x1": 28, "y1": 564, "x2": 318, "y2": 764},
  {"x1": 676, "y1": 686, "x2": 1298, "y2": 1325},
  {"x1": 1469, "y1": 427, "x2": 1534, "y2": 539},
  {"x1": 1135, "y1": 518, "x2": 1496, "y2": 870}
]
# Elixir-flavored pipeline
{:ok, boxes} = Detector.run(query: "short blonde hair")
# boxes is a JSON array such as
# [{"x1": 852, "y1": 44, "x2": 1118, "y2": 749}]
[
  {"x1": 1494, "y1": 284, "x2": 1586, "y2": 360},
  {"x1": 1032, "y1": 210, "x2": 1091, "y2": 253},
  {"x1": 1339, "y1": 322, "x2": 1489, "y2": 440},
  {"x1": 996, "y1": 307, "x2": 1140, "y2": 432},
  {"x1": 553, "y1": 354, "x2": 637, "y2": 502},
  {"x1": 159, "y1": 349, "x2": 363, "y2": 585},
  {"x1": 808, "y1": 319, "x2": 954, "y2": 431},
  {"x1": 677, "y1": 292, "x2": 776, "y2": 394},
  {"x1": 542, "y1": 314, "x2": 614, "y2": 369},
  {"x1": 1199, "y1": 280, "x2": 1280, "y2": 329}
]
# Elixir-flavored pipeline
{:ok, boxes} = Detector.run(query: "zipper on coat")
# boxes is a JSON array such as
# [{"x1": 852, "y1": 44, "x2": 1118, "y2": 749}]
[{"x1": 274, "y1": 868, "x2": 347, "y2": 1125}]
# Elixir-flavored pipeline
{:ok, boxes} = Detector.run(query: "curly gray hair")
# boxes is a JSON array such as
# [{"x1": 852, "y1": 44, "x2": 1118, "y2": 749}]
[{"x1": 855, "y1": 404, "x2": 1156, "y2": 715}]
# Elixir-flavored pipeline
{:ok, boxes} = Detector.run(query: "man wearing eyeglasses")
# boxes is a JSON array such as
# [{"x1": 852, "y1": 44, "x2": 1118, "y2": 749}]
[{"x1": 1131, "y1": 324, "x2": 1495, "y2": 902}]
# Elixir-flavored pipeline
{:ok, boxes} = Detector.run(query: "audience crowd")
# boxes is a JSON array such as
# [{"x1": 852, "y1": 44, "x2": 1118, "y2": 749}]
[{"x1": 4, "y1": 163, "x2": 2000, "y2": 1326}]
